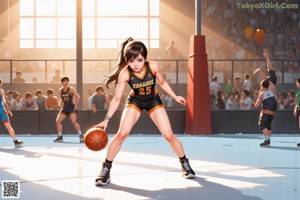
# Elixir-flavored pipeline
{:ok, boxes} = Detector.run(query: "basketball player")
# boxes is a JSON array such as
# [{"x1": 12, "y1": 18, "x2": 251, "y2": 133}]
[
  {"x1": 254, "y1": 50, "x2": 277, "y2": 147},
  {"x1": 0, "y1": 79, "x2": 23, "y2": 147},
  {"x1": 255, "y1": 79, "x2": 277, "y2": 147},
  {"x1": 54, "y1": 76, "x2": 83, "y2": 143},
  {"x1": 94, "y1": 37, "x2": 195, "y2": 186},
  {"x1": 293, "y1": 78, "x2": 300, "y2": 147}
]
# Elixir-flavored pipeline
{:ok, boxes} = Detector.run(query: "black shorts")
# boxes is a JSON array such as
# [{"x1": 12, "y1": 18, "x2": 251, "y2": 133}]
[
  {"x1": 60, "y1": 104, "x2": 76, "y2": 117},
  {"x1": 259, "y1": 113, "x2": 274, "y2": 131},
  {"x1": 126, "y1": 94, "x2": 164, "y2": 114},
  {"x1": 267, "y1": 70, "x2": 277, "y2": 85}
]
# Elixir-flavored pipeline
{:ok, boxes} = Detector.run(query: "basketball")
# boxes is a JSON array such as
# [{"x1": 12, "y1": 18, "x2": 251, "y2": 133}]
[{"x1": 84, "y1": 127, "x2": 108, "y2": 151}]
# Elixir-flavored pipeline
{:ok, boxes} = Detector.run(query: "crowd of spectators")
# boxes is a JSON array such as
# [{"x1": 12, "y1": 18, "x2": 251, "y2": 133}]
[
  {"x1": 202, "y1": 0, "x2": 300, "y2": 60},
  {"x1": 202, "y1": 0, "x2": 299, "y2": 110},
  {"x1": 210, "y1": 74, "x2": 296, "y2": 111},
  {"x1": 6, "y1": 89, "x2": 58, "y2": 111}
]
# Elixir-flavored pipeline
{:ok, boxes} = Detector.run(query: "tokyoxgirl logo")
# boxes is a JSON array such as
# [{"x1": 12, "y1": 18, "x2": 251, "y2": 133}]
[{"x1": 236, "y1": 2, "x2": 298, "y2": 10}]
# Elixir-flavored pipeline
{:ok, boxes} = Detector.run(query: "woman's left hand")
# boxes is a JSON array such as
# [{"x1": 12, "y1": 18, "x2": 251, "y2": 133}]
[{"x1": 175, "y1": 96, "x2": 186, "y2": 106}]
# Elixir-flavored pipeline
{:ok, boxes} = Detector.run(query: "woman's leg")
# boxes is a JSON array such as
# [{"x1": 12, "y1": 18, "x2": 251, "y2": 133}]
[
  {"x1": 96, "y1": 107, "x2": 141, "y2": 186},
  {"x1": 106, "y1": 107, "x2": 141, "y2": 161},
  {"x1": 149, "y1": 107, "x2": 195, "y2": 178},
  {"x1": 149, "y1": 107, "x2": 184, "y2": 157}
]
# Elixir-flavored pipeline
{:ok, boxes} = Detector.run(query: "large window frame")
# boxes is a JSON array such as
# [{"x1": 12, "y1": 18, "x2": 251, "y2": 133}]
[{"x1": 20, "y1": 0, "x2": 160, "y2": 49}]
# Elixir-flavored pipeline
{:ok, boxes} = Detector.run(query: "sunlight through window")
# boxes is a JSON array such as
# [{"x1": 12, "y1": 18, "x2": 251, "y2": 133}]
[{"x1": 19, "y1": 0, "x2": 160, "y2": 48}]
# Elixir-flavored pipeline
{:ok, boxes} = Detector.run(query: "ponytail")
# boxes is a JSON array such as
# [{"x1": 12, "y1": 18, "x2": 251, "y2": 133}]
[{"x1": 106, "y1": 37, "x2": 134, "y2": 88}]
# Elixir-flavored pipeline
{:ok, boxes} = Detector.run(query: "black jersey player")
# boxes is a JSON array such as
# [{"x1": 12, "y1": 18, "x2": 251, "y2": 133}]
[
  {"x1": 94, "y1": 37, "x2": 196, "y2": 186},
  {"x1": 54, "y1": 76, "x2": 83, "y2": 143}
]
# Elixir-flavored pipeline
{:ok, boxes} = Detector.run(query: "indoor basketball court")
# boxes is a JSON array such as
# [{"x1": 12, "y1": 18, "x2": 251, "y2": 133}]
[
  {"x1": 1, "y1": 0, "x2": 300, "y2": 199},
  {"x1": 0, "y1": 134, "x2": 299, "y2": 200}
]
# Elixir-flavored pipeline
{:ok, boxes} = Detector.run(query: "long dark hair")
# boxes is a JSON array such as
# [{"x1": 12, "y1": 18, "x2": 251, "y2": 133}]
[{"x1": 106, "y1": 37, "x2": 148, "y2": 88}]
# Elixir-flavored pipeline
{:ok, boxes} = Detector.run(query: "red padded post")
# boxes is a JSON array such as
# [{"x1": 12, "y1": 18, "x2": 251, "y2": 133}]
[{"x1": 185, "y1": 35, "x2": 212, "y2": 134}]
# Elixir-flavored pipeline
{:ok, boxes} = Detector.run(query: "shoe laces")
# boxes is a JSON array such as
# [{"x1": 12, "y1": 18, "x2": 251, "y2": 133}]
[
  {"x1": 182, "y1": 160, "x2": 192, "y2": 171},
  {"x1": 101, "y1": 164, "x2": 110, "y2": 177}
]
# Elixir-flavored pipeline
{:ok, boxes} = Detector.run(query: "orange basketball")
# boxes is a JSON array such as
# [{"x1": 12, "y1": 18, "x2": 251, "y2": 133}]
[{"x1": 84, "y1": 127, "x2": 108, "y2": 151}]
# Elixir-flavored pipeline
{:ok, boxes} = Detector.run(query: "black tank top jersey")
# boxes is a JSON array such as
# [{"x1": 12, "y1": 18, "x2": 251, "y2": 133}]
[
  {"x1": 261, "y1": 90, "x2": 277, "y2": 111},
  {"x1": 60, "y1": 87, "x2": 74, "y2": 107},
  {"x1": 127, "y1": 62, "x2": 157, "y2": 101}
]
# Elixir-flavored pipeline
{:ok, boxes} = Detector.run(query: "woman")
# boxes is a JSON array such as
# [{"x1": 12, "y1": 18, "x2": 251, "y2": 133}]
[
  {"x1": 0, "y1": 79, "x2": 23, "y2": 147},
  {"x1": 94, "y1": 37, "x2": 195, "y2": 186}
]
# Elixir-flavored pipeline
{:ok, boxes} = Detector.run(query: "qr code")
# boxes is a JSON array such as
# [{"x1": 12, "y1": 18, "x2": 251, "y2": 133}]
[{"x1": 1, "y1": 180, "x2": 20, "y2": 199}]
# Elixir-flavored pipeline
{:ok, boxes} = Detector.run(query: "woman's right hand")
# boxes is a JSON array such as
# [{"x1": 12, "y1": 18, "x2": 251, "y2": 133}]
[{"x1": 94, "y1": 120, "x2": 109, "y2": 131}]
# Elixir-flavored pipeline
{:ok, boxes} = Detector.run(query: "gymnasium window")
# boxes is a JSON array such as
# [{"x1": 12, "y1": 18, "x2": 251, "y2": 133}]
[{"x1": 19, "y1": 0, "x2": 160, "y2": 49}]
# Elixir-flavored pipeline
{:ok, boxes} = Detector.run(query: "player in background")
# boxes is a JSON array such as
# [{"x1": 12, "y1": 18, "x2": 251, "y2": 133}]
[
  {"x1": 94, "y1": 37, "x2": 196, "y2": 186},
  {"x1": 0, "y1": 79, "x2": 23, "y2": 147},
  {"x1": 54, "y1": 76, "x2": 83, "y2": 143},
  {"x1": 254, "y1": 50, "x2": 277, "y2": 147},
  {"x1": 255, "y1": 79, "x2": 277, "y2": 147},
  {"x1": 293, "y1": 78, "x2": 300, "y2": 147}
]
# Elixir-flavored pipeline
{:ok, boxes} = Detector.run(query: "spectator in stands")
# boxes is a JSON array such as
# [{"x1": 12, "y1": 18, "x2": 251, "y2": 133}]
[
  {"x1": 243, "y1": 73, "x2": 253, "y2": 95},
  {"x1": 5, "y1": 90, "x2": 14, "y2": 108},
  {"x1": 23, "y1": 92, "x2": 37, "y2": 110},
  {"x1": 216, "y1": 91, "x2": 225, "y2": 110},
  {"x1": 209, "y1": 76, "x2": 220, "y2": 98},
  {"x1": 13, "y1": 91, "x2": 18, "y2": 99},
  {"x1": 87, "y1": 89, "x2": 93, "y2": 110},
  {"x1": 34, "y1": 89, "x2": 46, "y2": 110},
  {"x1": 12, "y1": 70, "x2": 25, "y2": 83},
  {"x1": 45, "y1": 89, "x2": 59, "y2": 110},
  {"x1": 234, "y1": 93, "x2": 241, "y2": 110},
  {"x1": 210, "y1": 94, "x2": 216, "y2": 110},
  {"x1": 225, "y1": 93, "x2": 235, "y2": 110},
  {"x1": 233, "y1": 76, "x2": 242, "y2": 95},
  {"x1": 278, "y1": 95, "x2": 285, "y2": 110},
  {"x1": 51, "y1": 69, "x2": 61, "y2": 83},
  {"x1": 277, "y1": 91, "x2": 287, "y2": 110},
  {"x1": 11, "y1": 92, "x2": 24, "y2": 110},
  {"x1": 225, "y1": 77, "x2": 233, "y2": 97},
  {"x1": 165, "y1": 40, "x2": 178, "y2": 58},
  {"x1": 285, "y1": 91, "x2": 295, "y2": 110},
  {"x1": 91, "y1": 86, "x2": 110, "y2": 113},
  {"x1": 240, "y1": 90, "x2": 252, "y2": 110}
]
